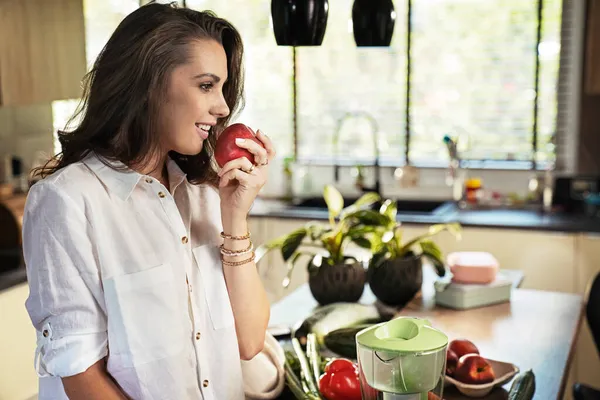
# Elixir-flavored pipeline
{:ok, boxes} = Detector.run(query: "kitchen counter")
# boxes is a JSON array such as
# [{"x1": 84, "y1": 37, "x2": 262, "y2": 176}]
[
  {"x1": 270, "y1": 275, "x2": 583, "y2": 400},
  {"x1": 250, "y1": 198, "x2": 600, "y2": 233}
]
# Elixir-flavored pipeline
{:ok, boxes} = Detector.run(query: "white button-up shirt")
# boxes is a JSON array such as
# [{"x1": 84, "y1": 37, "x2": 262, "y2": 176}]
[{"x1": 23, "y1": 153, "x2": 244, "y2": 399}]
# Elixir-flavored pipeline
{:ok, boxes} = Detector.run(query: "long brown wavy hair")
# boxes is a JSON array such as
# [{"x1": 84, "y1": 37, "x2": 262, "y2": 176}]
[{"x1": 33, "y1": 2, "x2": 244, "y2": 186}]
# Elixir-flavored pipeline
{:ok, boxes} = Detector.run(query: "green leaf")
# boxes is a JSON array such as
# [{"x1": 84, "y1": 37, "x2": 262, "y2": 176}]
[
  {"x1": 346, "y1": 225, "x2": 379, "y2": 238},
  {"x1": 401, "y1": 223, "x2": 462, "y2": 254},
  {"x1": 255, "y1": 235, "x2": 287, "y2": 263},
  {"x1": 379, "y1": 199, "x2": 398, "y2": 222},
  {"x1": 282, "y1": 252, "x2": 303, "y2": 288},
  {"x1": 351, "y1": 237, "x2": 372, "y2": 249},
  {"x1": 323, "y1": 185, "x2": 344, "y2": 220},
  {"x1": 340, "y1": 192, "x2": 381, "y2": 217},
  {"x1": 369, "y1": 249, "x2": 389, "y2": 269},
  {"x1": 354, "y1": 192, "x2": 381, "y2": 208},
  {"x1": 420, "y1": 240, "x2": 446, "y2": 277},
  {"x1": 345, "y1": 209, "x2": 391, "y2": 226},
  {"x1": 281, "y1": 228, "x2": 307, "y2": 261}
]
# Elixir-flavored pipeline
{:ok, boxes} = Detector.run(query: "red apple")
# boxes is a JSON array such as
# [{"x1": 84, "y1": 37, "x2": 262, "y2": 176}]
[
  {"x1": 448, "y1": 339, "x2": 480, "y2": 359},
  {"x1": 454, "y1": 354, "x2": 496, "y2": 385},
  {"x1": 446, "y1": 349, "x2": 459, "y2": 376},
  {"x1": 214, "y1": 123, "x2": 264, "y2": 168}
]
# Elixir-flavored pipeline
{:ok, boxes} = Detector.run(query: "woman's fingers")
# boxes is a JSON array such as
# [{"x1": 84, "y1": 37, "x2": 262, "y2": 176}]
[
  {"x1": 219, "y1": 167, "x2": 264, "y2": 188},
  {"x1": 256, "y1": 130, "x2": 276, "y2": 161},
  {"x1": 236, "y1": 137, "x2": 268, "y2": 165},
  {"x1": 218, "y1": 157, "x2": 255, "y2": 177}
]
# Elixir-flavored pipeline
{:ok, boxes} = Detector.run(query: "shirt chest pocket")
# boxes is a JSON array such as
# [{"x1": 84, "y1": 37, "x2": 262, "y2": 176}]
[
  {"x1": 103, "y1": 263, "x2": 184, "y2": 368},
  {"x1": 192, "y1": 244, "x2": 235, "y2": 330}
]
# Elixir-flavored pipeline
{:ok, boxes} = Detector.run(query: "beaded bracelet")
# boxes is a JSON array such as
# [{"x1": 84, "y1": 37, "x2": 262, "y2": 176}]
[
  {"x1": 220, "y1": 241, "x2": 254, "y2": 257},
  {"x1": 220, "y1": 231, "x2": 251, "y2": 240},
  {"x1": 221, "y1": 252, "x2": 255, "y2": 266}
]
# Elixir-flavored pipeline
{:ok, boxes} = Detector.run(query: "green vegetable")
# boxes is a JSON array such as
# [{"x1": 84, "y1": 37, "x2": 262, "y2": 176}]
[
  {"x1": 292, "y1": 338, "x2": 320, "y2": 395},
  {"x1": 508, "y1": 369, "x2": 536, "y2": 400},
  {"x1": 307, "y1": 333, "x2": 322, "y2": 386},
  {"x1": 285, "y1": 360, "x2": 320, "y2": 400},
  {"x1": 293, "y1": 303, "x2": 382, "y2": 348},
  {"x1": 323, "y1": 324, "x2": 374, "y2": 359}
]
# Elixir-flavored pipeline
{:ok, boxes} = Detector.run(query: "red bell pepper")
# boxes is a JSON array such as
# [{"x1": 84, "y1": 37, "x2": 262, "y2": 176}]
[{"x1": 318, "y1": 359, "x2": 362, "y2": 400}]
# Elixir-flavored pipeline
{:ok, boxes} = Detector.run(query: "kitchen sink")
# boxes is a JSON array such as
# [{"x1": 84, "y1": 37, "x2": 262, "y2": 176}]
[{"x1": 290, "y1": 197, "x2": 453, "y2": 215}]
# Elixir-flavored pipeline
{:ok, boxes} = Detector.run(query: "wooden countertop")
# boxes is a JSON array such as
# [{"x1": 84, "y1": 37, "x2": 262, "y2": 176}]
[{"x1": 270, "y1": 268, "x2": 583, "y2": 400}]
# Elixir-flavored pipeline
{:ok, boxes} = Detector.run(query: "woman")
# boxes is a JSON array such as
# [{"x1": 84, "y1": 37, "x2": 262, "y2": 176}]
[{"x1": 23, "y1": 3, "x2": 272, "y2": 399}]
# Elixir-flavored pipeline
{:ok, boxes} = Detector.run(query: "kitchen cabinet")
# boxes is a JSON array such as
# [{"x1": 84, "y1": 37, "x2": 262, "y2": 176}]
[
  {"x1": 586, "y1": 0, "x2": 600, "y2": 94},
  {"x1": 0, "y1": 282, "x2": 37, "y2": 400},
  {"x1": 0, "y1": 0, "x2": 86, "y2": 106},
  {"x1": 254, "y1": 217, "x2": 317, "y2": 303},
  {"x1": 572, "y1": 234, "x2": 600, "y2": 391},
  {"x1": 442, "y1": 227, "x2": 578, "y2": 293}
]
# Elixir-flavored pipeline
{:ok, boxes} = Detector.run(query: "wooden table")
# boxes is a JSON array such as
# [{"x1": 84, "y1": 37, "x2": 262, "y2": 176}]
[{"x1": 269, "y1": 269, "x2": 583, "y2": 400}]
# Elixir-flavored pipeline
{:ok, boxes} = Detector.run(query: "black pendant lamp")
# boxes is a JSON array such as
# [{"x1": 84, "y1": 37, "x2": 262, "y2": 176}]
[
  {"x1": 271, "y1": 0, "x2": 329, "y2": 46},
  {"x1": 352, "y1": 0, "x2": 396, "y2": 47}
]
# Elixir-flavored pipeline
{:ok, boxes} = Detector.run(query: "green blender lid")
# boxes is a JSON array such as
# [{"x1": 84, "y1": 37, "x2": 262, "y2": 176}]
[{"x1": 356, "y1": 317, "x2": 448, "y2": 354}]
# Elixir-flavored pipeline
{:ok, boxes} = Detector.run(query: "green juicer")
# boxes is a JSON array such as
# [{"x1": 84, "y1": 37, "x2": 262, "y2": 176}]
[{"x1": 356, "y1": 317, "x2": 448, "y2": 400}]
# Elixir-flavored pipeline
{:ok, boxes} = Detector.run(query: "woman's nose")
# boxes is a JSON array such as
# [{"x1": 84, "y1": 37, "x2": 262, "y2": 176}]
[{"x1": 211, "y1": 93, "x2": 230, "y2": 119}]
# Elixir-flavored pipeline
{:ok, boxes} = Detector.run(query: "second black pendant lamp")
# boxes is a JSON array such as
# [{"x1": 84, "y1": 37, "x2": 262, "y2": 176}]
[
  {"x1": 271, "y1": 0, "x2": 329, "y2": 46},
  {"x1": 352, "y1": 0, "x2": 396, "y2": 47}
]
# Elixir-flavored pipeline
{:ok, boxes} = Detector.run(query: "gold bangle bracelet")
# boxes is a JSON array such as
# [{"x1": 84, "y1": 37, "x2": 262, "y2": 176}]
[
  {"x1": 220, "y1": 241, "x2": 253, "y2": 256},
  {"x1": 220, "y1": 231, "x2": 251, "y2": 240},
  {"x1": 221, "y1": 252, "x2": 255, "y2": 266}
]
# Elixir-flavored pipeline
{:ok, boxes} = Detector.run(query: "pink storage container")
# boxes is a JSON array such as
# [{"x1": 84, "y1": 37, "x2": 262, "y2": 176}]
[{"x1": 446, "y1": 251, "x2": 499, "y2": 284}]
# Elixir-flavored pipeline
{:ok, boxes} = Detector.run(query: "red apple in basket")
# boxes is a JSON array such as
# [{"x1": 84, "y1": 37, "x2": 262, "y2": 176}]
[
  {"x1": 448, "y1": 339, "x2": 480, "y2": 359},
  {"x1": 214, "y1": 123, "x2": 264, "y2": 168},
  {"x1": 446, "y1": 349, "x2": 459, "y2": 376},
  {"x1": 454, "y1": 354, "x2": 496, "y2": 385}
]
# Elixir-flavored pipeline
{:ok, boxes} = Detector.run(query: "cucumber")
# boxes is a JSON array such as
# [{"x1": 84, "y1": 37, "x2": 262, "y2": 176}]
[
  {"x1": 323, "y1": 324, "x2": 376, "y2": 359},
  {"x1": 508, "y1": 369, "x2": 536, "y2": 400},
  {"x1": 292, "y1": 302, "x2": 382, "y2": 348}
]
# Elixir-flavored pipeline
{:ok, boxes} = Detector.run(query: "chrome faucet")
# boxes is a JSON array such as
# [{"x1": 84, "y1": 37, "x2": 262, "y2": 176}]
[{"x1": 332, "y1": 111, "x2": 381, "y2": 195}]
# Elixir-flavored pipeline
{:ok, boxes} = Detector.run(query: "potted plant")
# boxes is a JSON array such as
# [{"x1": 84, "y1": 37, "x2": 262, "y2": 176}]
[
  {"x1": 255, "y1": 185, "x2": 386, "y2": 305},
  {"x1": 365, "y1": 199, "x2": 462, "y2": 306}
]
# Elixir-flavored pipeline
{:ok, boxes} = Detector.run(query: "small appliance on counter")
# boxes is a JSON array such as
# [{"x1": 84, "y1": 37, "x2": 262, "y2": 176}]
[
  {"x1": 356, "y1": 317, "x2": 447, "y2": 400},
  {"x1": 552, "y1": 175, "x2": 600, "y2": 214},
  {"x1": 433, "y1": 252, "x2": 520, "y2": 310}
]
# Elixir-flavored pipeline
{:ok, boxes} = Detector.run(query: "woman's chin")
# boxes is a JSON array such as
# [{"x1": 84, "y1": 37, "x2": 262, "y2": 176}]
[{"x1": 175, "y1": 143, "x2": 204, "y2": 156}]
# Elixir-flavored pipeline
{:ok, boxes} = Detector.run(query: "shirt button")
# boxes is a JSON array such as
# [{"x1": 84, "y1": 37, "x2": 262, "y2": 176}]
[
  {"x1": 181, "y1": 236, "x2": 189, "y2": 244},
  {"x1": 158, "y1": 191, "x2": 166, "y2": 198},
  {"x1": 203, "y1": 380, "x2": 209, "y2": 387},
  {"x1": 195, "y1": 332, "x2": 201, "y2": 340},
  {"x1": 145, "y1": 178, "x2": 153, "y2": 183}
]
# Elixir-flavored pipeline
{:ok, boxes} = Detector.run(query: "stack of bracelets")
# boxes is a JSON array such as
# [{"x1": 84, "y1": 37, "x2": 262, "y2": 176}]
[{"x1": 219, "y1": 231, "x2": 254, "y2": 266}]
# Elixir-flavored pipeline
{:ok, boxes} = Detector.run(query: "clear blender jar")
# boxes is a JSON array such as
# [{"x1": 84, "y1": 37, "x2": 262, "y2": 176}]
[{"x1": 356, "y1": 317, "x2": 447, "y2": 400}]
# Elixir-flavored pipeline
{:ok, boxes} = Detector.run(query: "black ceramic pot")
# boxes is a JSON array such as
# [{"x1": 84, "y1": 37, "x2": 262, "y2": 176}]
[
  {"x1": 352, "y1": 0, "x2": 396, "y2": 47},
  {"x1": 271, "y1": 0, "x2": 329, "y2": 46},
  {"x1": 308, "y1": 257, "x2": 366, "y2": 305},
  {"x1": 368, "y1": 254, "x2": 423, "y2": 306}
]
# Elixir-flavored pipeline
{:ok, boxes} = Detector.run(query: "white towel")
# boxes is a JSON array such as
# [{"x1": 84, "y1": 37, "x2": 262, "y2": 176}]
[{"x1": 242, "y1": 332, "x2": 286, "y2": 399}]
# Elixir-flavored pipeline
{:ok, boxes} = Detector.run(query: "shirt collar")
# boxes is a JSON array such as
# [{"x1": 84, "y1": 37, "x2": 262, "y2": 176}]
[
  {"x1": 83, "y1": 153, "x2": 188, "y2": 201},
  {"x1": 166, "y1": 157, "x2": 188, "y2": 194}
]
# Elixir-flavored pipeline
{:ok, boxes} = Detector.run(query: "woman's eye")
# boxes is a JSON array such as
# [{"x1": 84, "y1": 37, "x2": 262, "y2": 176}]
[{"x1": 200, "y1": 83, "x2": 213, "y2": 92}]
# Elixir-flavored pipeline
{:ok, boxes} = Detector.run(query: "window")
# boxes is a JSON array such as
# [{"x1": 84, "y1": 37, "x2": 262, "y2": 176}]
[
  {"x1": 187, "y1": 0, "x2": 294, "y2": 158},
  {"x1": 409, "y1": 0, "x2": 561, "y2": 167},
  {"x1": 296, "y1": 0, "x2": 408, "y2": 166},
  {"x1": 53, "y1": 0, "x2": 565, "y2": 170},
  {"x1": 296, "y1": 0, "x2": 562, "y2": 168}
]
